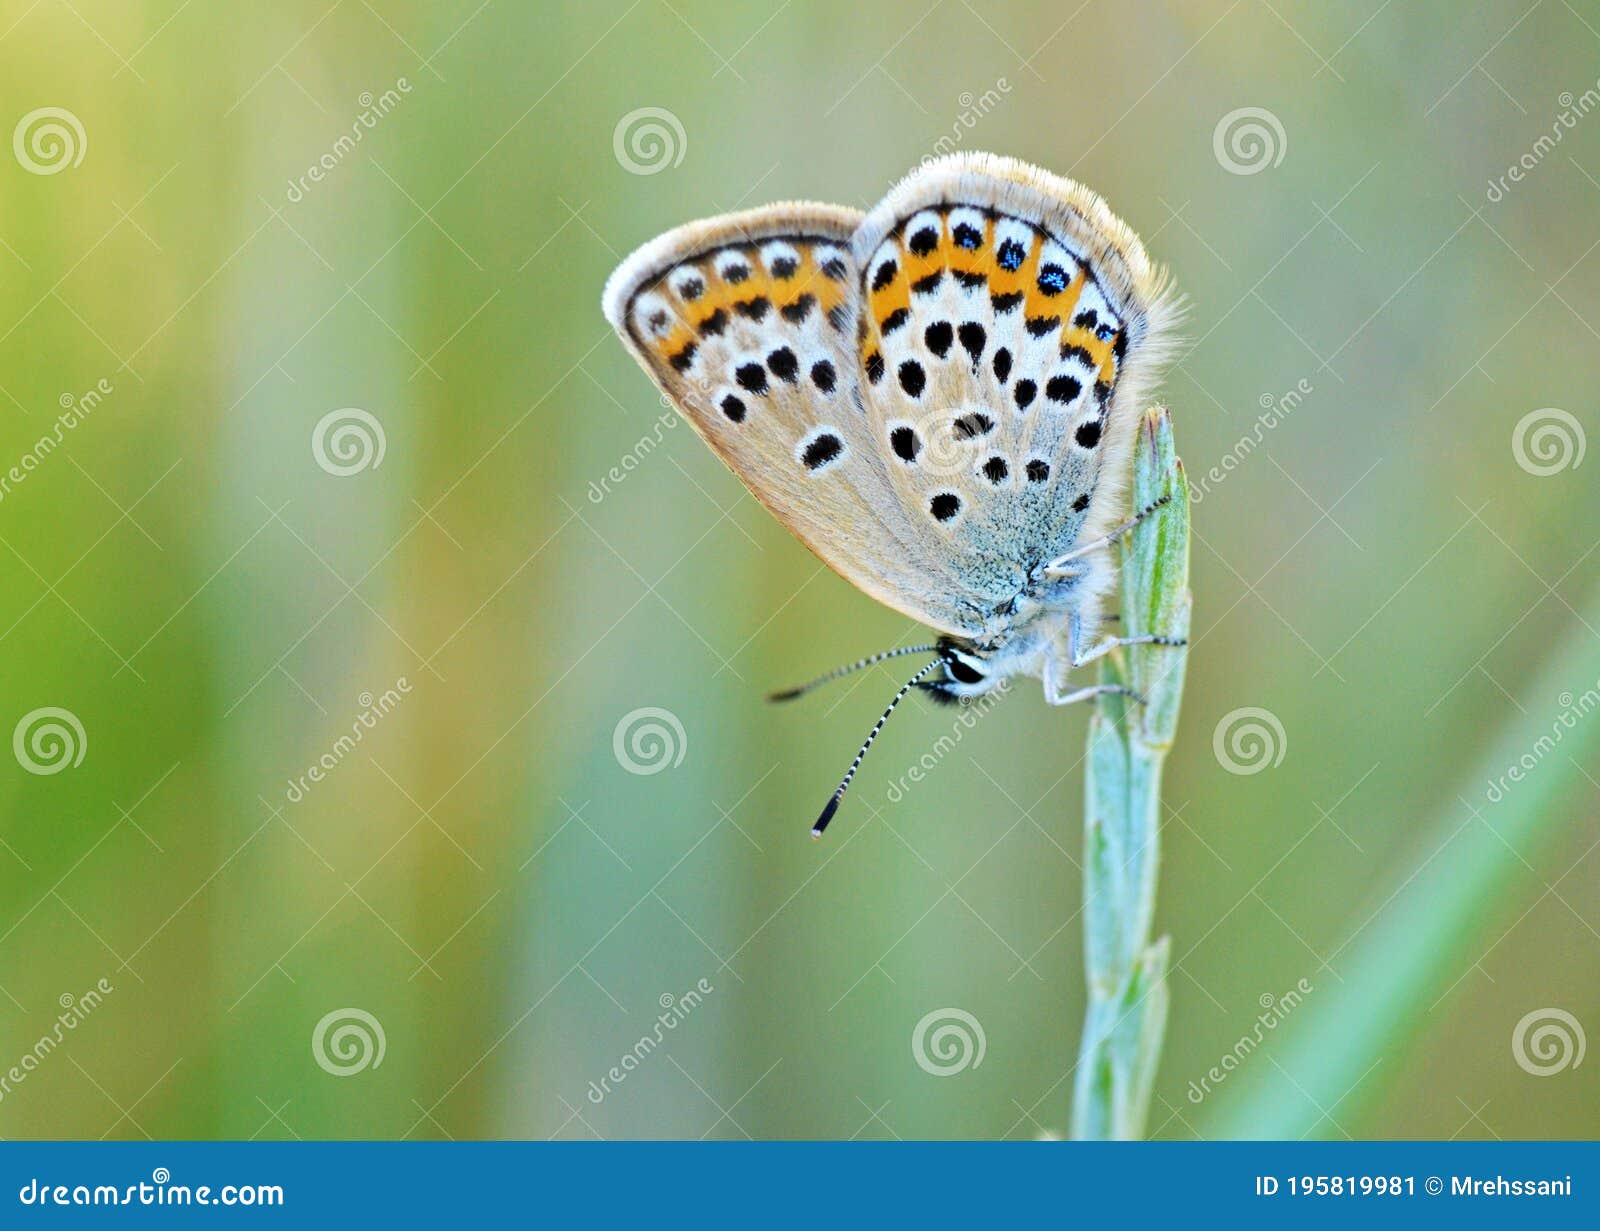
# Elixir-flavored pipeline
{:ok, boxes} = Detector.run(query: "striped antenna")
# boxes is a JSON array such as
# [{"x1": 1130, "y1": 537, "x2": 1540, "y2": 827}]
[
  {"x1": 767, "y1": 644, "x2": 939, "y2": 703},
  {"x1": 812, "y1": 658, "x2": 942, "y2": 838}
]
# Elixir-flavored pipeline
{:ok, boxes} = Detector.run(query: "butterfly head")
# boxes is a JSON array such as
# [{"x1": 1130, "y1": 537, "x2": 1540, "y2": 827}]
[{"x1": 921, "y1": 638, "x2": 1005, "y2": 704}]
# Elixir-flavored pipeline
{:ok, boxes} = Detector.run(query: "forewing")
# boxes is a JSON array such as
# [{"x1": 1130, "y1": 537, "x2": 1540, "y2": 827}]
[{"x1": 603, "y1": 204, "x2": 965, "y2": 633}]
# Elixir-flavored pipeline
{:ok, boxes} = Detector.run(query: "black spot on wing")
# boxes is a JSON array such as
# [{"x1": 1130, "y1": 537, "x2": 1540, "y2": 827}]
[
  {"x1": 1046, "y1": 374, "x2": 1082, "y2": 404},
  {"x1": 802, "y1": 433, "x2": 843, "y2": 470},
  {"x1": 780, "y1": 294, "x2": 815, "y2": 324},
  {"x1": 952, "y1": 412, "x2": 994, "y2": 440},
  {"x1": 669, "y1": 341, "x2": 697, "y2": 373},
  {"x1": 767, "y1": 347, "x2": 799, "y2": 383},
  {"x1": 957, "y1": 322, "x2": 985, "y2": 368},
  {"x1": 1037, "y1": 264, "x2": 1068, "y2": 295}
]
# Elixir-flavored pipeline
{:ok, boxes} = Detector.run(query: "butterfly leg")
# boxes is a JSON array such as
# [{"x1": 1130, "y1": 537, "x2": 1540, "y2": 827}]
[
  {"x1": 1044, "y1": 495, "x2": 1173, "y2": 577},
  {"x1": 1048, "y1": 682, "x2": 1147, "y2": 708},
  {"x1": 1066, "y1": 609, "x2": 1187, "y2": 669},
  {"x1": 1043, "y1": 641, "x2": 1147, "y2": 706}
]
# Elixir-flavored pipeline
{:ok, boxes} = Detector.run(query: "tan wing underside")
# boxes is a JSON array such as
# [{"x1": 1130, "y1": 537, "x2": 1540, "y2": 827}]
[
  {"x1": 854, "y1": 205, "x2": 1126, "y2": 596},
  {"x1": 846, "y1": 156, "x2": 1180, "y2": 626},
  {"x1": 602, "y1": 203, "x2": 968, "y2": 635},
  {"x1": 602, "y1": 157, "x2": 1182, "y2": 642}
]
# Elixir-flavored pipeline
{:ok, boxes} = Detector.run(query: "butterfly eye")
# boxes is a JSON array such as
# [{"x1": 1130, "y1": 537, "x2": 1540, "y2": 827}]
[{"x1": 944, "y1": 656, "x2": 985, "y2": 685}]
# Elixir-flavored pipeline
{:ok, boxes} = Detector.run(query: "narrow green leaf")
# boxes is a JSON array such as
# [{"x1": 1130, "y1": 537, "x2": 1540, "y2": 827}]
[
  {"x1": 1072, "y1": 407, "x2": 1191, "y2": 1141},
  {"x1": 1210, "y1": 600, "x2": 1600, "y2": 1138}
]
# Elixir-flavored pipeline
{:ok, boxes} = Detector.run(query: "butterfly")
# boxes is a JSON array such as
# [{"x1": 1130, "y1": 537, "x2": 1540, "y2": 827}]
[{"x1": 602, "y1": 153, "x2": 1183, "y2": 836}]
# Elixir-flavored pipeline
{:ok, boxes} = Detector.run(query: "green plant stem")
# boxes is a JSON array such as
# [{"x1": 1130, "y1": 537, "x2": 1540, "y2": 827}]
[{"x1": 1071, "y1": 407, "x2": 1191, "y2": 1140}]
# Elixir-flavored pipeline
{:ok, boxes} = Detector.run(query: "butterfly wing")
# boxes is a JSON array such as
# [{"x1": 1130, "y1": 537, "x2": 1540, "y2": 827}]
[
  {"x1": 850, "y1": 154, "x2": 1181, "y2": 640},
  {"x1": 603, "y1": 157, "x2": 1180, "y2": 645},
  {"x1": 603, "y1": 203, "x2": 970, "y2": 634}
]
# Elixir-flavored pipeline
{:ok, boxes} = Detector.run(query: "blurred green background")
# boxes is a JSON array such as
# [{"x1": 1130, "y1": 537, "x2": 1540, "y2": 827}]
[{"x1": 1, "y1": 0, "x2": 1596, "y2": 1140}]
